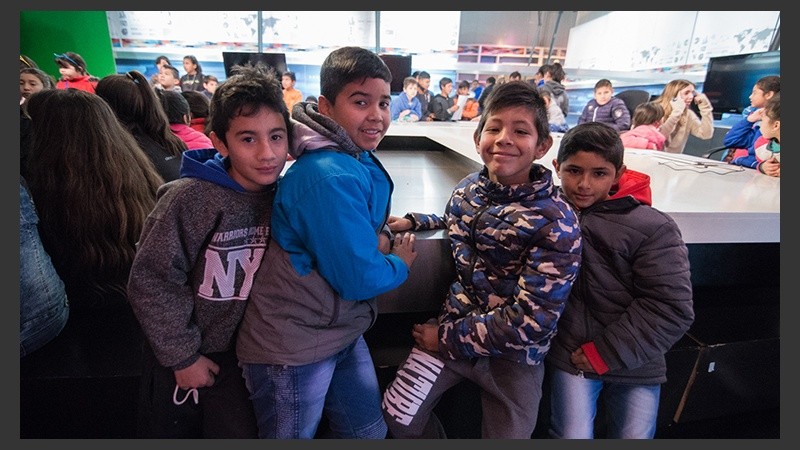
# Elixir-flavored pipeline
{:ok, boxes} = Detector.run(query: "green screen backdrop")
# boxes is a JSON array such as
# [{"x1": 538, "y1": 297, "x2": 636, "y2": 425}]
[{"x1": 20, "y1": 11, "x2": 116, "y2": 80}]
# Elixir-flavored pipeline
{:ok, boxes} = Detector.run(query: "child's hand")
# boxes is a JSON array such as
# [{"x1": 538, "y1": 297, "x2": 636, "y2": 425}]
[
  {"x1": 387, "y1": 215, "x2": 412, "y2": 232},
  {"x1": 759, "y1": 157, "x2": 780, "y2": 177},
  {"x1": 412, "y1": 321, "x2": 439, "y2": 352},
  {"x1": 391, "y1": 232, "x2": 417, "y2": 269},
  {"x1": 174, "y1": 355, "x2": 220, "y2": 389},
  {"x1": 747, "y1": 108, "x2": 765, "y2": 123}
]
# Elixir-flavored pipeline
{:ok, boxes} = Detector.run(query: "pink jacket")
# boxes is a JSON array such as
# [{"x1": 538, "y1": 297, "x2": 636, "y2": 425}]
[
  {"x1": 620, "y1": 124, "x2": 666, "y2": 150},
  {"x1": 169, "y1": 123, "x2": 213, "y2": 150}
]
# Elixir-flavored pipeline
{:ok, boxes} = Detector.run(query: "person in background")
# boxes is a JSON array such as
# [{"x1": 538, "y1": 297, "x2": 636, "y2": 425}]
[
  {"x1": 20, "y1": 176, "x2": 69, "y2": 358},
  {"x1": 200, "y1": 74, "x2": 219, "y2": 99},
  {"x1": 540, "y1": 62, "x2": 569, "y2": 118},
  {"x1": 20, "y1": 67, "x2": 56, "y2": 171},
  {"x1": 390, "y1": 76, "x2": 422, "y2": 122},
  {"x1": 539, "y1": 87, "x2": 568, "y2": 133},
  {"x1": 470, "y1": 79, "x2": 483, "y2": 100},
  {"x1": 281, "y1": 70, "x2": 303, "y2": 113},
  {"x1": 157, "y1": 89, "x2": 213, "y2": 150},
  {"x1": 180, "y1": 55, "x2": 204, "y2": 92},
  {"x1": 726, "y1": 75, "x2": 780, "y2": 167},
  {"x1": 577, "y1": 79, "x2": 631, "y2": 132},
  {"x1": 20, "y1": 54, "x2": 39, "y2": 69},
  {"x1": 127, "y1": 64, "x2": 293, "y2": 439},
  {"x1": 157, "y1": 65, "x2": 183, "y2": 92},
  {"x1": 620, "y1": 101, "x2": 666, "y2": 150},
  {"x1": 415, "y1": 70, "x2": 434, "y2": 121},
  {"x1": 149, "y1": 55, "x2": 172, "y2": 88},
  {"x1": 548, "y1": 122, "x2": 693, "y2": 438},
  {"x1": 532, "y1": 64, "x2": 548, "y2": 87},
  {"x1": 53, "y1": 52, "x2": 97, "y2": 93},
  {"x1": 429, "y1": 77, "x2": 458, "y2": 121},
  {"x1": 456, "y1": 80, "x2": 479, "y2": 121},
  {"x1": 382, "y1": 81, "x2": 582, "y2": 439},
  {"x1": 476, "y1": 76, "x2": 496, "y2": 114},
  {"x1": 509, "y1": 70, "x2": 522, "y2": 82},
  {"x1": 236, "y1": 46, "x2": 418, "y2": 439},
  {"x1": 752, "y1": 93, "x2": 780, "y2": 177},
  {"x1": 21, "y1": 66, "x2": 51, "y2": 95},
  {"x1": 653, "y1": 79, "x2": 713, "y2": 154},
  {"x1": 182, "y1": 90, "x2": 211, "y2": 135},
  {"x1": 23, "y1": 88, "x2": 163, "y2": 309},
  {"x1": 304, "y1": 95, "x2": 318, "y2": 103},
  {"x1": 95, "y1": 70, "x2": 187, "y2": 183}
]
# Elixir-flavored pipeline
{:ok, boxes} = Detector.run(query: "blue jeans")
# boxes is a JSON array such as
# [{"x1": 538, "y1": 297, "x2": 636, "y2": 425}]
[
  {"x1": 549, "y1": 367, "x2": 660, "y2": 439},
  {"x1": 20, "y1": 180, "x2": 69, "y2": 357},
  {"x1": 241, "y1": 335, "x2": 387, "y2": 439}
]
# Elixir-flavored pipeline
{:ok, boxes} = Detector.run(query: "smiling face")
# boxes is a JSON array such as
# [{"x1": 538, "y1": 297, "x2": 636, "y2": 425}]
[
  {"x1": 210, "y1": 106, "x2": 289, "y2": 192},
  {"x1": 554, "y1": 150, "x2": 624, "y2": 210},
  {"x1": 473, "y1": 105, "x2": 552, "y2": 185},
  {"x1": 318, "y1": 76, "x2": 391, "y2": 151}
]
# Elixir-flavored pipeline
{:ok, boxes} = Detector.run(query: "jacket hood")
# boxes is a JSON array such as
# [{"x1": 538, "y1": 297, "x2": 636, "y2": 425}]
[
  {"x1": 179, "y1": 148, "x2": 246, "y2": 192},
  {"x1": 610, "y1": 169, "x2": 652, "y2": 206},
  {"x1": 544, "y1": 80, "x2": 565, "y2": 95}
]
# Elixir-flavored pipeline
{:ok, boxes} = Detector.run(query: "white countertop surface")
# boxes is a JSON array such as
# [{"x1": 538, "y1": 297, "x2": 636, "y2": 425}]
[{"x1": 385, "y1": 121, "x2": 780, "y2": 244}]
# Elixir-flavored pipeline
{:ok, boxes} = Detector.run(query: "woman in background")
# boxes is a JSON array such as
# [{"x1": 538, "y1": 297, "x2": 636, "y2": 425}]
[{"x1": 653, "y1": 79, "x2": 714, "y2": 154}]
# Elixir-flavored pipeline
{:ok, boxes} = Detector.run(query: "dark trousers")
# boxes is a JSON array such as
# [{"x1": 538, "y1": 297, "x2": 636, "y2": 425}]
[{"x1": 137, "y1": 343, "x2": 258, "y2": 438}]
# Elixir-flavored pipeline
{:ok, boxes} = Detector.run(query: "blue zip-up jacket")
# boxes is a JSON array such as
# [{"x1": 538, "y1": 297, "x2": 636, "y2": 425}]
[
  {"x1": 237, "y1": 102, "x2": 410, "y2": 366},
  {"x1": 725, "y1": 115, "x2": 762, "y2": 169}
]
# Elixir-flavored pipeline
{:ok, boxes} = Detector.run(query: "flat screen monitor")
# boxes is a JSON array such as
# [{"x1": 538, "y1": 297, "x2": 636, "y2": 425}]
[
  {"x1": 221, "y1": 52, "x2": 288, "y2": 78},
  {"x1": 379, "y1": 54, "x2": 412, "y2": 95},
  {"x1": 701, "y1": 50, "x2": 780, "y2": 118}
]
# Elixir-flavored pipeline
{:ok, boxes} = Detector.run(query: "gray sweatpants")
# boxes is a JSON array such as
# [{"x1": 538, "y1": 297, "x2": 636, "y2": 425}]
[{"x1": 382, "y1": 347, "x2": 544, "y2": 439}]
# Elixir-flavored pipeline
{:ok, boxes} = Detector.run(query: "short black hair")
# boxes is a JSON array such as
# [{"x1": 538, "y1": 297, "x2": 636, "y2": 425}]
[
  {"x1": 557, "y1": 122, "x2": 624, "y2": 171},
  {"x1": 156, "y1": 89, "x2": 190, "y2": 124},
  {"x1": 475, "y1": 81, "x2": 549, "y2": 143},
  {"x1": 208, "y1": 63, "x2": 291, "y2": 148},
  {"x1": 319, "y1": 46, "x2": 391, "y2": 105}
]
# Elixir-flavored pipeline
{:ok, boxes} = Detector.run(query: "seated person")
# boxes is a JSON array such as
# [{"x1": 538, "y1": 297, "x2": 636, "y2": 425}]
[
  {"x1": 200, "y1": 74, "x2": 219, "y2": 99},
  {"x1": 390, "y1": 76, "x2": 423, "y2": 122},
  {"x1": 752, "y1": 93, "x2": 780, "y2": 177},
  {"x1": 156, "y1": 65, "x2": 183, "y2": 92},
  {"x1": 727, "y1": 75, "x2": 780, "y2": 168},
  {"x1": 539, "y1": 88, "x2": 568, "y2": 133},
  {"x1": 620, "y1": 102, "x2": 666, "y2": 150},
  {"x1": 455, "y1": 80, "x2": 479, "y2": 121},
  {"x1": 577, "y1": 79, "x2": 631, "y2": 132},
  {"x1": 429, "y1": 77, "x2": 458, "y2": 121}
]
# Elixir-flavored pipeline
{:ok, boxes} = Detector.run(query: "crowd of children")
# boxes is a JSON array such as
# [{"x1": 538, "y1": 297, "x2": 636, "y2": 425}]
[{"x1": 18, "y1": 45, "x2": 778, "y2": 440}]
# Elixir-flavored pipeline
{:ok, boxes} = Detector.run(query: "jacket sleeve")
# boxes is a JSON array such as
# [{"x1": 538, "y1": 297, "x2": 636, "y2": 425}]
[
  {"x1": 430, "y1": 97, "x2": 453, "y2": 121},
  {"x1": 577, "y1": 103, "x2": 590, "y2": 125},
  {"x1": 127, "y1": 185, "x2": 206, "y2": 370},
  {"x1": 439, "y1": 216, "x2": 583, "y2": 363},
  {"x1": 591, "y1": 216, "x2": 695, "y2": 373},
  {"x1": 689, "y1": 100, "x2": 715, "y2": 140},
  {"x1": 723, "y1": 117, "x2": 757, "y2": 149},
  {"x1": 610, "y1": 98, "x2": 631, "y2": 131}
]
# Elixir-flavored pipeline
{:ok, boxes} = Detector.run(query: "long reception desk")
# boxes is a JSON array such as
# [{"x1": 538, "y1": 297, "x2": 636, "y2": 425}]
[{"x1": 383, "y1": 121, "x2": 780, "y2": 244}]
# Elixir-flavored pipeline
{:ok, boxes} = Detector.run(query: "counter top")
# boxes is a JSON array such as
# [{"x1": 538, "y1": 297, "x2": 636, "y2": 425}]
[{"x1": 385, "y1": 121, "x2": 779, "y2": 244}]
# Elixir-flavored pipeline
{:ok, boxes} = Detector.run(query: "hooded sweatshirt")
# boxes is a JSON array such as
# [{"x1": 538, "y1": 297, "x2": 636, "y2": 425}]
[
  {"x1": 237, "y1": 102, "x2": 410, "y2": 366},
  {"x1": 127, "y1": 149, "x2": 276, "y2": 370},
  {"x1": 542, "y1": 79, "x2": 569, "y2": 117}
]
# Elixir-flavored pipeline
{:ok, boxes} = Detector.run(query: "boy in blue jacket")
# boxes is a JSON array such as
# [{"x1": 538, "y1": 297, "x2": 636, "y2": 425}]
[{"x1": 236, "y1": 46, "x2": 418, "y2": 439}]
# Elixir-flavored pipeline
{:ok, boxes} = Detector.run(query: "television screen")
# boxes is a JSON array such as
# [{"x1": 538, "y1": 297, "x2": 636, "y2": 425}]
[
  {"x1": 379, "y1": 54, "x2": 412, "y2": 95},
  {"x1": 221, "y1": 52, "x2": 288, "y2": 78},
  {"x1": 701, "y1": 50, "x2": 780, "y2": 118}
]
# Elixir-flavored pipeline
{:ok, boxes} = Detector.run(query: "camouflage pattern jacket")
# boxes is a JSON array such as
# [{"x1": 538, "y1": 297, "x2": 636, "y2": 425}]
[{"x1": 403, "y1": 164, "x2": 582, "y2": 365}]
